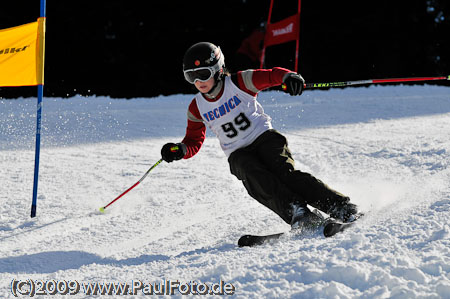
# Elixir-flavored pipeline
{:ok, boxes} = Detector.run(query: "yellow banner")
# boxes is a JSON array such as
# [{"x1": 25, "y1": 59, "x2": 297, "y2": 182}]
[{"x1": 0, "y1": 18, "x2": 45, "y2": 87}]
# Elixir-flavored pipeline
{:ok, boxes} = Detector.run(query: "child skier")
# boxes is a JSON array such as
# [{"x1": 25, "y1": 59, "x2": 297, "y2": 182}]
[{"x1": 161, "y1": 42, "x2": 359, "y2": 229}]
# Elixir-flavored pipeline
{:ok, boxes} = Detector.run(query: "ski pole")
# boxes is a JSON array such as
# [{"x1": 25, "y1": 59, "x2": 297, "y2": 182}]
[
  {"x1": 303, "y1": 75, "x2": 450, "y2": 89},
  {"x1": 99, "y1": 146, "x2": 178, "y2": 213}
]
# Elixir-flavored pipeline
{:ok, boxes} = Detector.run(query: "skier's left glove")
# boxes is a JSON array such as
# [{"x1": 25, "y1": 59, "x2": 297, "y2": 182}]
[
  {"x1": 161, "y1": 143, "x2": 187, "y2": 163},
  {"x1": 282, "y1": 73, "x2": 305, "y2": 96}
]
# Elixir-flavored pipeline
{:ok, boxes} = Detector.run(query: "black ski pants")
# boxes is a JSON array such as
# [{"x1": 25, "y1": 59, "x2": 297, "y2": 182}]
[{"x1": 228, "y1": 129, "x2": 349, "y2": 224}]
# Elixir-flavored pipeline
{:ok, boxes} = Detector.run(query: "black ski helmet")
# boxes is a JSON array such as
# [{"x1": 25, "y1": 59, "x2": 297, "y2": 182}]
[{"x1": 183, "y1": 42, "x2": 225, "y2": 83}]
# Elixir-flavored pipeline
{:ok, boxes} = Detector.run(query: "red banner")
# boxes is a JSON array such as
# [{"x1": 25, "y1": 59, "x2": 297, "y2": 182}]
[
  {"x1": 264, "y1": 13, "x2": 300, "y2": 47},
  {"x1": 260, "y1": 0, "x2": 301, "y2": 72}
]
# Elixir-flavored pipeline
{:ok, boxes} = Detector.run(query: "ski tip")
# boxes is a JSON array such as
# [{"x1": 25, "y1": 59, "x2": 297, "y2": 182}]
[
  {"x1": 238, "y1": 235, "x2": 254, "y2": 247},
  {"x1": 238, "y1": 232, "x2": 285, "y2": 247},
  {"x1": 99, "y1": 207, "x2": 105, "y2": 213},
  {"x1": 323, "y1": 221, "x2": 354, "y2": 238}
]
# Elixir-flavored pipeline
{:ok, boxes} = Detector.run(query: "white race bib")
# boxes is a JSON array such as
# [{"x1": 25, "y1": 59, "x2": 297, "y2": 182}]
[{"x1": 195, "y1": 76, "x2": 272, "y2": 156}]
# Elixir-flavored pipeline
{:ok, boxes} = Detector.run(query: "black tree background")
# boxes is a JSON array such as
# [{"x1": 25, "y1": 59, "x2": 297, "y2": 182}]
[{"x1": 1, "y1": 0, "x2": 448, "y2": 98}]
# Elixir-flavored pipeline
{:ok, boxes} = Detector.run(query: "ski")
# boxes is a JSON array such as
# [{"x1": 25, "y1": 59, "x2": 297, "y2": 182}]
[
  {"x1": 238, "y1": 218, "x2": 361, "y2": 247},
  {"x1": 323, "y1": 221, "x2": 354, "y2": 237},
  {"x1": 323, "y1": 212, "x2": 364, "y2": 237},
  {"x1": 238, "y1": 232, "x2": 285, "y2": 247}
]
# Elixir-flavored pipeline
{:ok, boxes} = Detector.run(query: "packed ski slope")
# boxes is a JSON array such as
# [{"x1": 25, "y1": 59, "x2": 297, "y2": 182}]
[{"x1": 1, "y1": 85, "x2": 450, "y2": 298}]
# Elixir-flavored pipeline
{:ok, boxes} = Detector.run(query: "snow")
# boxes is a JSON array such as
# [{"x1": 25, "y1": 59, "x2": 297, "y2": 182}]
[{"x1": 1, "y1": 85, "x2": 450, "y2": 298}]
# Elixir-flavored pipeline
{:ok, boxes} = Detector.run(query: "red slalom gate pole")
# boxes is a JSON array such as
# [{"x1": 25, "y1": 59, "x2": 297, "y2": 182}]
[{"x1": 304, "y1": 75, "x2": 450, "y2": 89}]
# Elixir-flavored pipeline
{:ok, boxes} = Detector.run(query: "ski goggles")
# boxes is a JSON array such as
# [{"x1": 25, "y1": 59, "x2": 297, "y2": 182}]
[{"x1": 183, "y1": 67, "x2": 216, "y2": 84}]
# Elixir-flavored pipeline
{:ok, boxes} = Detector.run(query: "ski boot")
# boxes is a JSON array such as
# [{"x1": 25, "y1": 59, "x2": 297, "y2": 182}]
[
  {"x1": 290, "y1": 204, "x2": 325, "y2": 232},
  {"x1": 327, "y1": 200, "x2": 361, "y2": 223}
]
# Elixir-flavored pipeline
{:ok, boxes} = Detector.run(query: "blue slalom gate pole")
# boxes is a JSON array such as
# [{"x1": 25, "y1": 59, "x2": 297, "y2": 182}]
[
  {"x1": 31, "y1": 0, "x2": 46, "y2": 218},
  {"x1": 31, "y1": 85, "x2": 43, "y2": 217}
]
